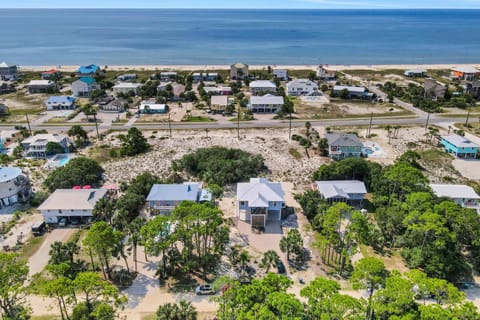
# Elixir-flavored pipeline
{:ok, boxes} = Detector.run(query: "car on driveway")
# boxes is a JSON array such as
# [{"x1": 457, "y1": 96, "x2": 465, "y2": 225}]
[
  {"x1": 195, "y1": 284, "x2": 215, "y2": 295},
  {"x1": 58, "y1": 218, "x2": 66, "y2": 227}
]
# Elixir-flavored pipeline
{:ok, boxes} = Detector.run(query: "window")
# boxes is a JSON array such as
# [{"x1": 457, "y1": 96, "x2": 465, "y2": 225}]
[
  {"x1": 59, "y1": 210, "x2": 62, "y2": 213},
  {"x1": 273, "y1": 202, "x2": 277, "y2": 206},
  {"x1": 240, "y1": 201, "x2": 245, "y2": 206}
]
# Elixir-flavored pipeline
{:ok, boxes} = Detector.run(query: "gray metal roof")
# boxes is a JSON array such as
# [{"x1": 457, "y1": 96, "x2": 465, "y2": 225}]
[
  {"x1": 249, "y1": 95, "x2": 284, "y2": 105},
  {"x1": 147, "y1": 183, "x2": 200, "y2": 202},
  {"x1": 315, "y1": 180, "x2": 367, "y2": 199},
  {"x1": 430, "y1": 184, "x2": 480, "y2": 200},
  {"x1": 326, "y1": 133, "x2": 363, "y2": 147},
  {"x1": 249, "y1": 80, "x2": 276, "y2": 88},
  {"x1": 237, "y1": 178, "x2": 284, "y2": 207},
  {"x1": 0, "y1": 167, "x2": 22, "y2": 183},
  {"x1": 333, "y1": 85, "x2": 366, "y2": 93},
  {"x1": 442, "y1": 134, "x2": 478, "y2": 148},
  {"x1": 38, "y1": 188, "x2": 108, "y2": 211}
]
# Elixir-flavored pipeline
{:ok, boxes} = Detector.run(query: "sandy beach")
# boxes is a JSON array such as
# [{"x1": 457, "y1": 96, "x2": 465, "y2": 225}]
[{"x1": 19, "y1": 63, "x2": 480, "y2": 73}]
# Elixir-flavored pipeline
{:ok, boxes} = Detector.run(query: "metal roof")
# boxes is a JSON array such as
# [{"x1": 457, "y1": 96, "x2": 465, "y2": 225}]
[
  {"x1": 38, "y1": 188, "x2": 108, "y2": 211},
  {"x1": 453, "y1": 66, "x2": 480, "y2": 74},
  {"x1": 326, "y1": 133, "x2": 363, "y2": 147},
  {"x1": 249, "y1": 95, "x2": 284, "y2": 105},
  {"x1": 113, "y1": 82, "x2": 141, "y2": 89},
  {"x1": 250, "y1": 80, "x2": 276, "y2": 88},
  {"x1": 333, "y1": 85, "x2": 366, "y2": 93},
  {"x1": 315, "y1": 180, "x2": 367, "y2": 199},
  {"x1": 28, "y1": 80, "x2": 54, "y2": 86},
  {"x1": 78, "y1": 77, "x2": 96, "y2": 85},
  {"x1": 237, "y1": 178, "x2": 284, "y2": 207},
  {"x1": 147, "y1": 183, "x2": 200, "y2": 202},
  {"x1": 442, "y1": 134, "x2": 478, "y2": 148},
  {"x1": 77, "y1": 64, "x2": 99, "y2": 74},
  {"x1": 211, "y1": 96, "x2": 228, "y2": 106},
  {"x1": 22, "y1": 134, "x2": 68, "y2": 145},
  {"x1": 430, "y1": 184, "x2": 480, "y2": 200},
  {"x1": 46, "y1": 96, "x2": 75, "y2": 104},
  {"x1": 0, "y1": 167, "x2": 23, "y2": 183}
]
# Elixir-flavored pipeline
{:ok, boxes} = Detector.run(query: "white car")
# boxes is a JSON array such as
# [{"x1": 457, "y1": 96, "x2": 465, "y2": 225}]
[
  {"x1": 195, "y1": 284, "x2": 215, "y2": 295},
  {"x1": 58, "y1": 218, "x2": 66, "y2": 227}
]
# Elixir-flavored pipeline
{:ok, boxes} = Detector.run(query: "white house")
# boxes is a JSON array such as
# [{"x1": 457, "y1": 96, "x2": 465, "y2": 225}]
[
  {"x1": 27, "y1": 80, "x2": 56, "y2": 93},
  {"x1": 0, "y1": 62, "x2": 18, "y2": 81},
  {"x1": 139, "y1": 102, "x2": 168, "y2": 114},
  {"x1": 249, "y1": 80, "x2": 277, "y2": 95},
  {"x1": 273, "y1": 69, "x2": 288, "y2": 80},
  {"x1": 21, "y1": 134, "x2": 70, "y2": 158},
  {"x1": 71, "y1": 77, "x2": 100, "y2": 98},
  {"x1": 159, "y1": 72, "x2": 177, "y2": 81},
  {"x1": 38, "y1": 188, "x2": 108, "y2": 224},
  {"x1": 118, "y1": 73, "x2": 138, "y2": 81},
  {"x1": 314, "y1": 180, "x2": 367, "y2": 204},
  {"x1": 430, "y1": 184, "x2": 480, "y2": 213},
  {"x1": 0, "y1": 167, "x2": 31, "y2": 208},
  {"x1": 404, "y1": 69, "x2": 427, "y2": 77},
  {"x1": 248, "y1": 95, "x2": 284, "y2": 113},
  {"x1": 192, "y1": 72, "x2": 218, "y2": 82},
  {"x1": 210, "y1": 95, "x2": 230, "y2": 112},
  {"x1": 286, "y1": 79, "x2": 319, "y2": 96},
  {"x1": 316, "y1": 65, "x2": 336, "y2": 80},
  {"x1": 45, "y1": 96, "x2": 76, "y2": 110},
  {"x1": 203, "y1": 86, "x2": 232, "y2": 95},
  {"x1": 112, "y1": 82, "x2": 141, "y2": 96},
  {"x1": 237, "y1": 178, "x2": 285, "y2": 228}
]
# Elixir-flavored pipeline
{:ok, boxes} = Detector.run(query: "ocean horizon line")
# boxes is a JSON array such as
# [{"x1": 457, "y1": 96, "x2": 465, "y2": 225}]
[{"x1": 1, "y1": 8, "x2": 479, "y2": 11}]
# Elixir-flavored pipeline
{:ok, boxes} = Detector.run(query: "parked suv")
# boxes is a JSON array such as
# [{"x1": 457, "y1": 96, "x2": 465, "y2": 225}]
[{"x1": 195, "y1": 284, "x2": 215, "y2": 295}]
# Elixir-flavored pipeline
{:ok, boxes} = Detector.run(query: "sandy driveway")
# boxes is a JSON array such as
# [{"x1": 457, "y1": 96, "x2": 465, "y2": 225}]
[{"x1": 28, "y1": 227, "x2": 77, "y2": 277}]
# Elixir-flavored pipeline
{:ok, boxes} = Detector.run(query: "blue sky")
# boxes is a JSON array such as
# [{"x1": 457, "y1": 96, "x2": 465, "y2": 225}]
[{"x1": 3, "y1": 0, "x2": 480, "y2": 9}]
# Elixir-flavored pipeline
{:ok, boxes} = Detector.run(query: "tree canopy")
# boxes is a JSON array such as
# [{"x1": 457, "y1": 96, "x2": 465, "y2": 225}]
[
  {"x1": 173, "y1": 146, "x2": 267, "y2": 186},
  {"x1": 43, "y1": 157, "x2": 104, "y2": 191},
  {"x1": 119, "y1": 127, "x2": 150, "y2": 156}
]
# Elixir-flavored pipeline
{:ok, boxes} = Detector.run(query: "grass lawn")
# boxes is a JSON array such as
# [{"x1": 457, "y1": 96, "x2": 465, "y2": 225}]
[
  {"x1": 455, "y1": 122, "x2": 480, "y2": 136},
  {"x1": 31, "y1": 316, "x2": 61, "y2": 320},
  {"x1": 88, "y1": 144, "x2": 122, "y2": 163},
  {"x1": 19, "y1": 233, "x2": 47, "y2": 258},
  {"x1": 181, "y1": 116, "x2": 216, "y2": 122},
  {"x1": 359, "y1": 245, "x2": 409, "y2": 273}
]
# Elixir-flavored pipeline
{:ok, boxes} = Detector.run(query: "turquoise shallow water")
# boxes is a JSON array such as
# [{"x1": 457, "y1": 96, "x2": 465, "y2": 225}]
[{"x1": 0, "y1": 9, "x2": 479, "y2": 65}]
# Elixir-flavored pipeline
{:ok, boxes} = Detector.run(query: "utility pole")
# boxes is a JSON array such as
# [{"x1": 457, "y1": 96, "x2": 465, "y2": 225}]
[
  {"x1": 237, "y1": 105, "x2": 240, "y2": 139},
  {"x1": 465, "y1": 106, "x2": 472, "y2": 126},
  {"x1": 93, "y1": 113, "x2": 100, "y2": 140},
  {"x1": 25, "y1": 112, "x2": 32, "y2": 136},
  {"x1": 425, "y1": 112, "x2": 430, "y2": 130},
  {"x1": 367, "y1": 112, "x2": 373, "y2": 138},
  {"x1": 168, "y1": 112, "x2": 172, "y2": 138},
  {"x1": 289, "y1": 112, "x2": 292, "y2": 140}
]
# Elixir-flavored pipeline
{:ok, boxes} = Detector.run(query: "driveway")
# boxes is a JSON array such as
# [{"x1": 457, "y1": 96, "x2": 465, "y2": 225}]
[{"x1": 28, "y1": 227, "x2": 77, "y2": 277}]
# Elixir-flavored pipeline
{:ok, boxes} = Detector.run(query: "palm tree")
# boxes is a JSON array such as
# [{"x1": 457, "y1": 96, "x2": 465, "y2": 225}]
[
  {"x1": 49, "y1": 241, "x2": 64, "y2": 264},
  {"x1": 63, "y1": 241, "x2": 79, "y2": 265},
  {"x1": 156, "y1": 300, "x2": 197, "y2": 320},
  {"x1": 93, "y1": 198, "x2": 115, "y2": 225},
  {"x1": 177, "y1": 300, "x2": 198, "y2": 320},
  {"x1": 238, "y1": 250, "x2": 250, "y2": 271},
  {"x1": 280, "y1": 229, "x2": 303, "y2": 261},
  {"x1": 260, "y1": 250, "x2": 280, "y2": 272},
  {"x1": 127, "y1": 217, "x2": 145, "y2": 272}
]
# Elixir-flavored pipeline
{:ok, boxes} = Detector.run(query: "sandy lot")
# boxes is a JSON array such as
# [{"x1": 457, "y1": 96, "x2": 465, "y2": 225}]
[{"x1": 103, "y1": 128, "x2": 330, "y2": 186}]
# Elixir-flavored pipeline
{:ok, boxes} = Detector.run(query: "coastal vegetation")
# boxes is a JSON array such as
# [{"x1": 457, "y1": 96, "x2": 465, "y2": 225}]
[
  {"x1": 43, "y1": 157, "x2": 104, "y2": 191},
  {"x1": 172, "y1": 146, "x2": 267, "y2": 186}
]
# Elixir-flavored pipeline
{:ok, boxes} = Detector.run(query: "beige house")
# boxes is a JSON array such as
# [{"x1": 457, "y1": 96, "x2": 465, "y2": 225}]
[
  {"x1": 211, "y1": 95, "x2": 229, "y2": 113},
  {"x1": 230, "y1": 62, "x2": 249, "y2": 80}
]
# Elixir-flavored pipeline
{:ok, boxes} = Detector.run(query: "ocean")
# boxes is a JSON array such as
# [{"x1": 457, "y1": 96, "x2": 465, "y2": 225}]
[{"x1": 1, "y1": 9, "x2": 479, "y2": 65}]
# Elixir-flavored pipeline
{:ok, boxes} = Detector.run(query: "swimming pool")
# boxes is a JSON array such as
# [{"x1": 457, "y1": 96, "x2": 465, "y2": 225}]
[{"x1": 45, "y1": 153, "x2": 76, "y2": 168}]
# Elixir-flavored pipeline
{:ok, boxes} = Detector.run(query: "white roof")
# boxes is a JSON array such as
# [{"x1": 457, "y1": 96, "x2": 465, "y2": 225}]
[
  {"x1": 22, "y1": 133, "x2": 68, "y2": 145},
  {"x1": 28, "y1": 80, "x2": 54, "y2": 86},
  {"x1": 113, "y1": 82, "x2": 141, "y2": 89},
  {"x1": 139, "y1": 103, "x2": 167, "y2": 111},
  {"x1": 38, "y1": 188, "x2": 108, "y2": 211},
  {"x1": 453, "y1": 66, "x2": 479, "y2": 74},
  {"x1": 0, "y1": 167, "x2": 23, "y2": 183},
  {"x1": 442, "y1": 134, "x2": 478, "y2": 148},
  {"x1": 211, "y1": 95, "x2": 228, "y2": 106},
  {"x1": 405, "y1": 69, "x2": 427, "y2": 74},
  {"x1": 430, "y1": 184, "x2": 480, "y2": 200},
  {"x1": 315, "y1": 180, "x2": 367, "y2": 199},
  {"x1": 0, "y1": 62, "x2": 13, "y2": 68},
  {"x1": 333, "y1": 85, "x2": 366, "y2": 93},
  {"x1": 250, "y1": 95, "x2": 284, "y2": 105},
  {"x1": 249, "y1": 80, "x2": 276, "y2": 88},
  {"x1": 237, "y1": 178, "x2": 284, "y2": 207},
  {"x1": 287, "y1": 79, "x2": 318, "y2": 89}
]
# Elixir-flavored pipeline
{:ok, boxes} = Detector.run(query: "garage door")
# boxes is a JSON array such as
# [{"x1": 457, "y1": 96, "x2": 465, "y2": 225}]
[{"x1": 267, "y1": 210, "x2": 280, "y2": 221}]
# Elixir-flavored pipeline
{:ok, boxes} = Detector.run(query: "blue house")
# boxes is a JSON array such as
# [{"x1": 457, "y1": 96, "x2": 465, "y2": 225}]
[
  {"x1": 441, "y1": 134, "x2": 479, "y2": 159},
  {"x1": 45, "y1": 96, "x2": 76, "y2": 110},
  {"x1": 77, "y1": 64, "x2": 100, "y2": 77},
  {"x1": 146, "y1": 182, "x2": 211, "y2": 214}
]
